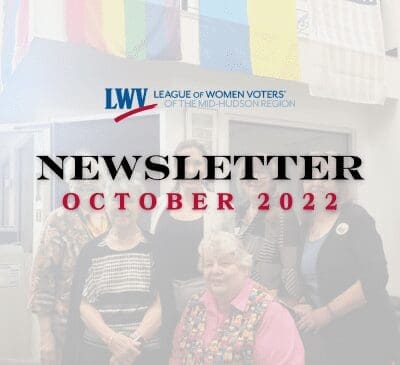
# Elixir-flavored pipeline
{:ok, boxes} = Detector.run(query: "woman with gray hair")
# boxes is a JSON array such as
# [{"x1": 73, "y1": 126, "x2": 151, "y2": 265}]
[{"x1": 170, "y1": 231, "x2": 304, "y2": 365}]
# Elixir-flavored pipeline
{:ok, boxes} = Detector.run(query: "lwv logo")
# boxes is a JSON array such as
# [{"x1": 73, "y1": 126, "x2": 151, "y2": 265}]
[{"x1": 105, "y1": 88, "x2": 157, "y2": 123}]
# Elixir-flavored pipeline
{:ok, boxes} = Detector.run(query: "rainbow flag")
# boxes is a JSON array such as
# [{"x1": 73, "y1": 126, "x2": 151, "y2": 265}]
[
  {"x1": 199, "y1": 0, "x2": 300, "y2": 80},
  {"x1": 65, "y1": 0, "x2": 181, "y2": 60},
  {"x1": 0, "y1": 0, "x2": 31, "y2": 89},
  {"x1": 0, "y1": 0, "x2": 180, "y2": 91},
  {"x1": 1, "y1": 0, "x2": 300, "y2": 92}
]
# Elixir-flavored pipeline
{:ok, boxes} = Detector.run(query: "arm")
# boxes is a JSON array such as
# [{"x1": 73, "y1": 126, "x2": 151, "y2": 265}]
[
  {"x1": 36, "y1": 315, "x2": 57, "y2": 365},
  {"x1": 80, "y1": 299, "x2": 140, "y2": 365},
  {"x1": 255, "y1": 301, "x2": 305, "y2": 365},
  {"x1": 298, "y1": 280, "x2": 366, "y2": 332},
  {"x1": 29, "y1": 215, "x2": 64, "y2": 314},
  {"x1": 135, "y1": 244, "x2": 162, "y2": 340},
  {"x1": 80, "y1": 299, "x2": 115, "y2": 345},
  {"x1": 346, "y1": 207, "x2": 389, "y2": 302},
  {"x1": 110, "y1": 295, "x2": 162, "y2": 365},
  {"x1": 29, "y1": 214, "x2": 64, "y2": 365},
  {"x1": 327, "y1": 280, "x2": 366, "y2": 317},
  {"x1": 299, "y1": 206, "x2": 386, "y2": 332},
  {"x1": 132, "y1": 293, "x2": 162, "y2": 340}
]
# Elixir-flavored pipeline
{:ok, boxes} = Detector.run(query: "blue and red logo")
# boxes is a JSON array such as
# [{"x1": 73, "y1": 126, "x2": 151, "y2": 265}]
[{"x1": 105, "y1": 88, "x2": 158, "y2": 123}]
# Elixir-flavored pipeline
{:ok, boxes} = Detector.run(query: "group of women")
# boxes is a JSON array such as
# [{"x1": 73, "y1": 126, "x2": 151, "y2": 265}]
[{"x1": 62, "y1": 140, "x2": 399, "y2": 365}]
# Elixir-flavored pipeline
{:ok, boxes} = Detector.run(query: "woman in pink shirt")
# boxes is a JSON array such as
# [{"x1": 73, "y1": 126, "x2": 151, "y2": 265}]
[{"x1": 170, "y1": 232, "x2": 304, "y2": 365}]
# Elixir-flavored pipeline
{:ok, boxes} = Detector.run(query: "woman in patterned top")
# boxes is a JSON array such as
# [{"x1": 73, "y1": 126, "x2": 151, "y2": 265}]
[
  {"x1": 170, "y1": 232, "x2": 304, "y2": 365},
  {"x1": 30, "y1": 176, "x2": 110, "y2": 365},
  {"x1": 63, "y1": 180, "x2": 161, "y2": 365}
]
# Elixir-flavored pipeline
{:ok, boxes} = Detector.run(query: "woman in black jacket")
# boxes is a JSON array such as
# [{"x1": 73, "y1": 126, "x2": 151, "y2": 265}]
[{"x1": 296, "y1": 178, "x2": 399, "y2": 365}]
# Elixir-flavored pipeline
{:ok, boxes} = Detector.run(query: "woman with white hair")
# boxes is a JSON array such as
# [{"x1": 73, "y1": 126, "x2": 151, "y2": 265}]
[{"x1": 170, "y1": 232, "x2": 304, "y2": 365}]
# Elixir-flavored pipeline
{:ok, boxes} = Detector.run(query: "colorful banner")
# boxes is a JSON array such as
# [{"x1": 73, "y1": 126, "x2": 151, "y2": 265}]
[
  {"x1": 64, "y1": 0, "x2": 181, "y2": 60},
  {"x1": 199, "y1": 0, "x2": 300, "y2": 80},
  {"x1": 125, "y1": 0, "x2": 146, "y2": 59},
  {"x1": 0, "y1": 0, "x2": 181, "y2": 91}
]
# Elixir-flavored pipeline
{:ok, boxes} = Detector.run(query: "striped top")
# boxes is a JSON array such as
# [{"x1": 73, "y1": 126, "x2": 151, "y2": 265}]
[
  {"x1": 237, "y1": 203, "x2": 301, "y2": 300},
  {"x1": 82, "y1": 239, "x2": 159, "y2": 349}
]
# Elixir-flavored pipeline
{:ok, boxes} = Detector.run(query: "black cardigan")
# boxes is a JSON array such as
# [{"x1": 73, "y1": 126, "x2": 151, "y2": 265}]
[{"x1": 299, "y1": 203, "x2": 400, "y2": 364}]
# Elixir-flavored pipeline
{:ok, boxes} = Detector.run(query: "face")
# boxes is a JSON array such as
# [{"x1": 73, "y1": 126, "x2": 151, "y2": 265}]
[
  {"x1": 303, "y1": 177, "x2": 339, "y2": 211},
  {"x1": 303, "y1": 178, "x2": 338, "y2": 195},
  {"x1": 302, "y1": 156, "x2": 339, "y2": 200},
  {"x1": 242, "y1": 172, "x2": 273, "y2": 202},
  {"x1": 106, "y1": 192, "x2": 140, "y2": 230},
  {"x1": 69, "y1": 180, "x2": 105, "y2": 210},
  {"x1": 178, "y1": 146, "x2": 206, "y2": 189},
  {"x1": 202, "y1": 249, "x2": 246, "y2": 298}
]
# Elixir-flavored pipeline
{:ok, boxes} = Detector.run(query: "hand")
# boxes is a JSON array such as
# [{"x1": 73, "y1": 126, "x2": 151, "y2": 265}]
[
  {"x1": 108, "y1": 333, "x2": 141, "y2": 365},
  {"x1": 293, "y1": 304, "x2": 313, "y2": 318},
  {"x1": 266, "y1": 288, "x2": 278, "y2": 300},
  {"x1": 297, "y1": 306, "x2": 333, "y2": 333},
  {"x1": 40, "y1": 330, "x2": 57, "y2": 365},
  {"x1": 293, "y1": 303, "x2": 313, "y2": 324},
  {"x1": 108, "y1": 351, "x2": 140, "y2": 365},
  {"x1": 108, "y1": 352, "x2": 142, "y2": 365}
]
